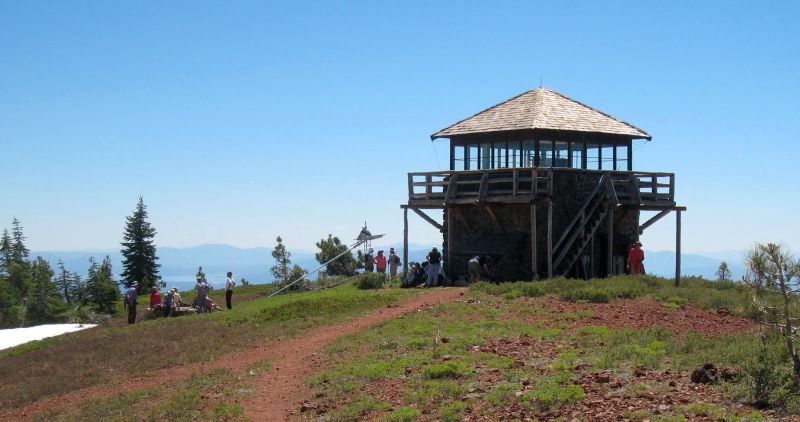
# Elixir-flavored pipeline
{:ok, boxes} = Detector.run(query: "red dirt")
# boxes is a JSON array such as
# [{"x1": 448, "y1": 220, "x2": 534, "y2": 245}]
[
  {"x1": 528, "y1": 295, "x2": 756, "y2": 336},
  {"x1": 1, "y1": 288, "x2": 466, "y2": 421}
]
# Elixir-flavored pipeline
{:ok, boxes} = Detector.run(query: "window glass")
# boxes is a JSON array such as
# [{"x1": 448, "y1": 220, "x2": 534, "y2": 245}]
[
  {"x1": 481, "y1": 144, "x2": 492, "y2": 169},
  {"x1": 539, "y1": 140, "x2": 554, "y2": 167},
  {"x1": 601, "y1": 144, "x2": 614, "y2": 170},
  {"x1": 586, "y1": 144, "x2": 600, "y2": 170},
  {"x1": 495, "y1": 143, "x2": 507, "y2": 168},
  {"x1": 554, "y1": 142, "x2": 569, "y2": 167},
  {"x1": 508, "y1": 141, "x2": 521, "y2": 167},
  {"x1": 571, "y1": 142, "x2": 584, "y2": 169},
  {"x1": 466, "y1": 144, "x2": 479, "y2": 170},
  {"x1": 453, "y1": 145, "x2": 466, "y2": 171},
  {"x1": 522, "y1": 140, "x2": 535, "y2": 167},
  {"x1": 616, "y1": 145, "x2": 629, "y2": 170}
]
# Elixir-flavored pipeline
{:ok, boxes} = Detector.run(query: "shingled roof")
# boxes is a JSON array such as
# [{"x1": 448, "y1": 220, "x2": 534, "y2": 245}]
[{"x1": 431, "y1": 87, "x2": 651, "y2": 140}]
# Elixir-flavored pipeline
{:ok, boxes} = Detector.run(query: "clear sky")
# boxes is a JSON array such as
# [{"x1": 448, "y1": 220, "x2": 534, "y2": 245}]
[{"x1": 1, "y1": 1, "x2": 799, "y2": 255}]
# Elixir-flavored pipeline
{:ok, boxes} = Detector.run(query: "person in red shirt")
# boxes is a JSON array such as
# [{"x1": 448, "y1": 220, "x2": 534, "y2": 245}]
[
  {"x1": 628, "y1": 242, "x2": 645, "y2": 275},
  {"x1": 374, "y1": 250, "x2": 387, "y2": 274},
  {"x1": 150, "y1": 286, "x2": 162, "y2": 307}
]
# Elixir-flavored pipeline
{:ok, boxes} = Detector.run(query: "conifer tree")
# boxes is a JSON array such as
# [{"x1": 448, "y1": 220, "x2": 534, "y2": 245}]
[
  {"x1": 55, "y1": 259, "x2": 74, "y2": 304},
  {"x1": 85, "y1": 256, "x2": 119, "y2": 314},
  {"x1": 27, "y1": 257, "x2": 64, "y2": 323},
  {"x1": 10, "y1": 217, "x2": 30, "y2": 262},
  {"x1": 315, "y1": 234, "x2": 357, "y2": 276},
  {"x1": 0, "y1": 228, "x2": 11, "y2": 275},
  {"x1": 120, "y1": 197, "x2": 160, "y2": 294},
  {"x1": 271, "y1": 236, "x2": 291, "y2": 284}
]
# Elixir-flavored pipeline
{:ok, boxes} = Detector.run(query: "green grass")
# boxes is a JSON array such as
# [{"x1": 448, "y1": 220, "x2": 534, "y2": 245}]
[{"x1": 0, "y1": 284, "x2": 416, "y2": 410}]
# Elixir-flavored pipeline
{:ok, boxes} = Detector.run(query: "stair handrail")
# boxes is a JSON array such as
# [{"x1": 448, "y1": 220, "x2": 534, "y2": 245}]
[{"x1": 553, "y1": 175, "x2": 607, "y2": 252}]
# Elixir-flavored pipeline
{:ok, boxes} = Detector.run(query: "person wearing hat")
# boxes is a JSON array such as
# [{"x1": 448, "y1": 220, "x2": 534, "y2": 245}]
[
  {"x1": 425, "y1": 246, "x2": 442, "y2": 287},
  {"x1": 364, "y1": 248, "x2": 375, "y2": 272},
  {"x1": 124, "y1": 281, "x2": 139, "y2": 324},
  {"x1": 628, "y1": 241, "x2": 645, "y2": 275},
  {"x1": 388, "y1": 248, "x2": 401, "y2": 278}
]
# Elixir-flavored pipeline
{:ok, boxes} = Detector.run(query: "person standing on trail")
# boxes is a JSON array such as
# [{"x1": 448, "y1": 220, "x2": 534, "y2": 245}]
[
  {"x1": 388, "y1": 248, "x2": 401, "y2": 277},
  {"x1": 124, "y1": 281, "x2": 139, "y2": 324},
  {"x1": 425, "y1": 247, "x2": 442, "y2": 287},
  {"x1": 375, "y1": 250, "x2": 387, "y2": 274},
  {"x1": 195, "y1": 277, "x2": 208, "y2": 313},
  {"x1": 627, "y1": 241, "x2": 645, "y2": 275},
  {"x1": 225, "y1": 271, "x2": 235, "y2": 310},
  {"x1": 364, "y1": 249, "x2": 375, "y2": 272}
]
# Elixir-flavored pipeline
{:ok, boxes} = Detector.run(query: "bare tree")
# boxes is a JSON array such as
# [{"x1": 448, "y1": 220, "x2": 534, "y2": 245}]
[{"x1": 743, "y1": 243, "x2": 800, "y2": 376}]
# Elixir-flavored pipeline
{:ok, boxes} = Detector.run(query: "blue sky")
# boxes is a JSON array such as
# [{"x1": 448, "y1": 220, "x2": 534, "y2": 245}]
[{"x1": 1, "y1": 1, "x2": 799, "y2": 256}]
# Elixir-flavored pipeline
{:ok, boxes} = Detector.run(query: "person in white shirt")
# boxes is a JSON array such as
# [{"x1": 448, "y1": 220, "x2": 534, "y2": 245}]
[{"x1": 225, "y1": 271, "x2": 235, "y2": 310}]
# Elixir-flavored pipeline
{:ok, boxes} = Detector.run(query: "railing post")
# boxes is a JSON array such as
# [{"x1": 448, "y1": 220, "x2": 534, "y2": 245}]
[
  {"x1": 408, "y1": 173, "x2": 413, "y2": 200},
  {"x1": 425, "y1": 175, "x2": 432, "y2": 198},
  {"x1": 669, "y1": 174, "x2": 675, "y2": 202}
]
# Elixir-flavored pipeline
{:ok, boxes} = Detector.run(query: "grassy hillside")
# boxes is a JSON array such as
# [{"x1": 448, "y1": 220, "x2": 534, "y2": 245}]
[{"x1": 0, "y1": 282, "x2": 417, "y2": 411}]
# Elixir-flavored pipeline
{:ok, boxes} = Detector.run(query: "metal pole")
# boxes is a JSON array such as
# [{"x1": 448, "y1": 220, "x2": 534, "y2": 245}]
[{"x1": 269, "y1": 240, "x2": 365, "y2": 297}]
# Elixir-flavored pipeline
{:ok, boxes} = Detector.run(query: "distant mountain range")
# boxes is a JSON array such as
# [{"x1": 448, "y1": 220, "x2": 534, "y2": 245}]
[{"x1": 31, "y1": 244, "x2": 745, "y2": 291}]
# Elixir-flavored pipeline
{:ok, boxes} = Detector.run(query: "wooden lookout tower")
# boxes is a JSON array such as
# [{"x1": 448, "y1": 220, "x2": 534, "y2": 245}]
[{"x1": 401, "y1": 87, "x2": 686, "y2": 283}]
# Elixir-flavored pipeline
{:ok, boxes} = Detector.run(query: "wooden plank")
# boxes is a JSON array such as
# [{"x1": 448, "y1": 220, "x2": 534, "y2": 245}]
[
  {"x1": 547, "y1": 198, "x2": 553, "y2": 279},
  {"x1": 407, "y1": 173, "x2": 413, "y2": 200},
  {"x1": 675, "y1": 210, "x2": 682, "y2": 287},
  {"x1": 478, "y1": 172, "x2": 488, "y2": 201},
  {"x1": 639, "y1": 209, "x2": 671, "y2": 234},
  {"x1": 410, "y1": 207, "x2": 444, "y2": 231},
  {"x1": 607, "y1": 205, "x2": 614, "y2": 276},
  {"x1": 444, "y1": 173, "x2": 459, "y2": 205},
  {"x1": 513, "y1": 169, "x2": 518, "y2": 196},
  {"x1": 531, "y1": 202, "x2": 538, "y2": 280},
  {"x1": 447, "y1": 207, "x2": 453, "y2": 278},
  {"x1": 403, "y1": 208, "x2": 409, "y2": 275}
]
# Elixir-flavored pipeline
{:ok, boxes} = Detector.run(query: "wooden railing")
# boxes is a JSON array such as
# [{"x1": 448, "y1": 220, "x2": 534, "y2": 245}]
[
  {"x1": 552, "y1": 175, "x2": 613, "y2": 271},
  {"x1": 408, "y1": 169, "x2": 552, "y2": 206}
]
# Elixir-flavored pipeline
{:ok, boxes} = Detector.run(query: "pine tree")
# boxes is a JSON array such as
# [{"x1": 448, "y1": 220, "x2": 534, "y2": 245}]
[
  {"x1": 716, "y1": 261, "x2": 731, "y2": 281},
  {"x1": 55, "y1": 259, "x2": 73, "y2": 304},
  {"x1": 10, "y1": 217, "x2": 30, "y2": 262},
  {"x1": 271, "y1": 236, "x2": 291, "y2": 284},
  {"x1": 86, "y1": 256, "x2": 120, "y2": 314},
  {"x1": 0, "y1": 228, "x2": 11, "y2": 275},
  {"x1": 27, "y1": 257, "x2": 64, "y2": 323},
  {"x1": 315, "y1": 234, "x2": 357, "y2": 276},
  {"x1": 120, "y1": 197, "x2": 160, "y2": 294}
]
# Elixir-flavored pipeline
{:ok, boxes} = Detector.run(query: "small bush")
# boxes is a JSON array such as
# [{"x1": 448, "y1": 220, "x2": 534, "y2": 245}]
[
  {"x1": 382, "y1": 406, "x2": 420, "y2": 421},
  {"x1": 356, "y1": 272, "x2": 386, "y2": 290}
]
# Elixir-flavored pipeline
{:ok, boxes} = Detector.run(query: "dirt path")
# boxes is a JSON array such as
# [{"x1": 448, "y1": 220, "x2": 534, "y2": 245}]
[{"x1": 2, "y1": 288, "x2": 465, "y2": 421}]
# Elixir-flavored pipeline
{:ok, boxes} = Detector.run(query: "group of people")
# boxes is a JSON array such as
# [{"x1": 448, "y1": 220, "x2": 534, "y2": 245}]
[
  {"x1": 403, "y1": 246, "x2": 445, "y2": 288},
  {"x1": 124, "y1": 271, "x2": 237, "y2": 324},
  {"x1": 363, "y1": 247, "x2": 402, "y2": 276}
]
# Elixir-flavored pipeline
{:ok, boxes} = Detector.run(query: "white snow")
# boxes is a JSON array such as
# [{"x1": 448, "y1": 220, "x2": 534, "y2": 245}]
[{"x1": 0, "y1": 323, "x2": 97, "y2": 351}]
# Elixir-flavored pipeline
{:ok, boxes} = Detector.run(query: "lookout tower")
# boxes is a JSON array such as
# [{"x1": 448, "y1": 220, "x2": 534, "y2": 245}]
[{"x1": 401, "y1": 87, "x2": 686, "y2": 282}]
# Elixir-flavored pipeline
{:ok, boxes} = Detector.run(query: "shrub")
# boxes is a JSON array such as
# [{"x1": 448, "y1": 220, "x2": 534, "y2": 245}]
[{"x1": 355, "y1": 272, "x2": 386, "y2": 290}]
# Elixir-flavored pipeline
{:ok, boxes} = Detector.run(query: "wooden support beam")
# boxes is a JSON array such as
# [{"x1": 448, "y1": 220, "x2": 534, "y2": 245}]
[
  {"x1": 531, "y1": 202, "x2": 538, "y2": 280},
  {"x1": 403, "y1": 207, "x2": 409, "y2": 275},
  {"x1": 482, "y1": 204, "x2": 503, "y2": 231},
  {"x1": 607, "y1": 205, "x2": 614, "y2": 276},
  {"x1": 447, "y1": 207, "x2": 453, "y2": 278},
  {"x1": 675, "y1": 210, "x2": 682, "y2": 287},
  {"x1": 547, "y1": 198, "x2": 553, "y2": 279},
  {"x1": 451, "y1": 206, "x2": 468, "y2": 227},
  {"x1": 639, "y1": 209, "x2": 671, "y2": 234},
  {"x1": 410, "y1": 207, "x2": 444, "y2": 231}
]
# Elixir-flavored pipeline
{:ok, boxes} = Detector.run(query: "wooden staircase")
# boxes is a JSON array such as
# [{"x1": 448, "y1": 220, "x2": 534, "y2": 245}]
[{"x1": 552, "y1": 175, "x2": 615, "y2": 276}]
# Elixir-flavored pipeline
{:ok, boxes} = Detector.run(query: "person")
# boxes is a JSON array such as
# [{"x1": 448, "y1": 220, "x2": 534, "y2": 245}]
[
  {"x1": 425, "y1": 247, "x2": 442, "y2": 287},
  {"x1": 149, "y1": 286, "x2": 163, "y2": 314},
  {"x1": 172, "y1": 287, "x2": 184, "y2": 309},
  {"x1": 124, "y1": 281, "x2": 139, "y2": 324},
  {"x1": 468, "y1": 255, "x2": 490, "y2": 284},
  {"x1": 195, "y1": 276, "x2": 209, "y2": 312},
  {"x1": 364, "y1": 249, "x2": 375, "y2": 272},
  {"x1": 628, "y1": 241, "x2": 645, "y2": 275},
  {"x1": 388, "y1": 248, "x2": 401, "y2": 277},
  {"x1": 225, "y1": 271, "x2": 235, "y2": 310},
  {"x1": 163, "y1": 287, "x2": 174, "y2": 317},
  {"x1": 412, "y1": 262, "x2": 426, "y2": 286},
  {"x1": 375, "y1": 250, "x2": 387, "y2": 274},
  {"x1": 205, "y1": 296, "x2": 224, "y2": 311}
]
